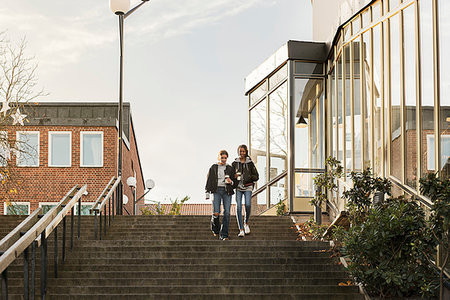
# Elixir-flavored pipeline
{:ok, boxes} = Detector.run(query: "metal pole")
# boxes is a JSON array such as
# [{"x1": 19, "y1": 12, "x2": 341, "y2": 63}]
[
  {"x1": 94, "y1": 210, "x2": 98, "y2": 240},
  {"x1": 70, "y1": 207, "x2": 74, "y2": 250},
  {"x1": 40, "y1": 232, "x2": 47, "y2": 300},
  {"x1": 109, "y1": 196, "x2": 111, "y2": 226},
  {"x1": 62, "y1": 216, "x2": 66, "y2": 263},
  {"x1": 99, "y1": 211, "x2": 102, "y2": 240},
  {"x1": 104, "y1": 207, "x2": 107, "y2": 236},
  {"x1": 31, "y1": 241, "x2": 36, "y2": 300},
  {"x1": 78, "y1": 197, "x2": 81, "y2": 239},
  {"x1": 54, "y1": 227, "x2": 58, "y2": 278},
  {"x1": 0, "y1": 251, "x2": 7, "y2": 300},
  {"x1": 112, "y1": 192, "x2": 115, "y2": 219},
  {"x1": 117, "y1": 13, "x2": 125, "y2": 215},
  {"x1": 23, "y1": 235, "x2": 29, "y2": 300}
]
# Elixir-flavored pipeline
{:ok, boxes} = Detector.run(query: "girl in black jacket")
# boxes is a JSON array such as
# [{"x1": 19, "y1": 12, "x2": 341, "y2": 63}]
[
  {"x1": 231, "y1": 144, "x2": 259, "y2": 237},
  {"x1": 205, "y1": 150, "x2": 235, "y2": 240}
]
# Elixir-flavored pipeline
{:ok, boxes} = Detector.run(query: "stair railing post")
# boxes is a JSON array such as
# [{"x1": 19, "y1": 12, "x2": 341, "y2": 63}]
[
  {"x1": 40, "y1": 232, "x2": 47, "y2": 300},
  {"x1": 112, "y1": 192, "x2": 115, "y2": 219},
  {"x1": 62, "y1": 216, "x2": 66, "y2": 263},
  {"x1": 0, "y1": 251, "x2": 7, "y2": 300},
  {"x1": 54, "y1": 226, "x2": 58, "y2": 278},
  {"x1": 70, "y1": 207, "x2": 74, "y2": 250},
  {"x1": 94, "y1": 210, "x2": 98, "y2": 240},
  {"x1": 78, "y1": 196, "x2": 81, "y2": 240},
  {"x1": 104, "y1": 207, "x2": 107, "y2": 236},
  {"x1": 109, "y1": 196, "x2": 111, "y2": 226},
  {"x1": 21, "y1": 232, "x2": 29, "y2": 300},
  {"x1": 31, "y1": 241, "x2": 36, "y2": 300},
  {"x1": 99, "y1": 211, "x2": 102, "y2": 240}
]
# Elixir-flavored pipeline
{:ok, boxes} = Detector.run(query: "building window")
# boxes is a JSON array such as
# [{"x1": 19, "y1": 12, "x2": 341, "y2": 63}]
[
  {"x1": 250, "y1": 99, "x2": 267, "y2": 188},
  {"x1": 39, "y1": 202, "x2": 57, "y2": 214},
  {"x1": 80, "y1": 132, "x2": 103, "y2": 167},
  {"x1": 75, "y1": 202, "x2": 95, "y2": 215},
  {"x1": 427, "y1": 135, "x2": 450, "y2": 172},
  {"x1": 0, "y1": 131, "x2": 9, "y2": 167},
  {"x1": 49, "y1": 132, "x2": 72, "y2": 167},
  {"x1": 4, "y1": 202, "x2": 30, "y2": 215},
  {"x1": 16, "y1": 131, "x2": 40, "y2": 167}
]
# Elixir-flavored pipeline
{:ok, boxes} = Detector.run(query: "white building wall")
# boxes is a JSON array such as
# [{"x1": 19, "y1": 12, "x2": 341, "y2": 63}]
[{"x1": 311, "y1": 0, "x2": 372, "y2": 44}]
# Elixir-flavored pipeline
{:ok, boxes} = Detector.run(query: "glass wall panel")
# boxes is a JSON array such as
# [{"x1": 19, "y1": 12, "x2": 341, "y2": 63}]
[
  {"x1": 390, "y1": 14, "x2": 402, "y2": 180},
  {"x1": 438, "y1": 0, "x2": 450, "y2": 179},
  {"x1": 319, "y1": 92, "x2": 325, "y2": 168},
  {"x1": 373, "y1": 24, "x2": 383, "y2": 176},
  {"x1": 269, "y1": 82, "x2": 288, "y2": 180},
  {"x1": 353, "y1": 41, "x2": 362, "y2": 171},
  {"x1": 294, "y1": 62, "x2": 324, "y2": 76},
  {"x1": 338, "y1": 55, "x2": 344, "y2": 163},
  {"x1": 344, "y1": 45, "x2": 352, "y2": 176},
  {"x1": 372, "y1": 1, "x2": 382, "y2": 21},
  {"x1": 252, "y1": 192, "x2": 267, "y2": 214},
  {"x1": 420, "y1": 0, "x2": 435, "y2": 176},
  {"x1": 295, "y1": 79, "x2": 324, "y2": 169},
  {"x1": 250, "y1": 81, "x2": 268, "y2": 106},
  {"x1": 250, "y1": 99, "x2": 267, "y2": 187},
  {"x1": 269, "y1": 64, "x2": 287, "y2": 90},
  {"x1": 362, "y1": 9, "x2": 371, "y2": 28},
  {"x1": 404, "y1": 6, "x2": 418, "y2": 188},
  {"x1": 384, "y1": 20, "x2": 390, "y2": 176},
  {"x1": 270, "y1": 176, "x2": 287, "y2": 206},
  {"x1": 362, "y1": 31, "x2": 372, "y2": 169},
  {"x1": 331, "y1": 68, "x2": 337, "y2": 159},
  {"x1": 295, "y1": 172, "x2": 318, "y2": 197},
  {"x1": 389, "y1": 0, "x2": 400, "y2": 12}
]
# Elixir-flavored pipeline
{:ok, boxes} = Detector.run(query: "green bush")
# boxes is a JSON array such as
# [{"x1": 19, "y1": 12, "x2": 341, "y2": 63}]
[
  {"x1": 344, "y1": 196, "x2": 439, "y2": 298},
  {"x1": 276, "y1": 200, "x2": 286, "y2": 216}
]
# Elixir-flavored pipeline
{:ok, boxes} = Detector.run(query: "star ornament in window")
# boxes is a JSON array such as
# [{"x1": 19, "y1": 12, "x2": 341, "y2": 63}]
[
  {"x1": 0, "y1": 101, "x2": 10, "y2": 116},
  {"x1": 11, "y1": 109, "x2": 27, "y2": 126}
]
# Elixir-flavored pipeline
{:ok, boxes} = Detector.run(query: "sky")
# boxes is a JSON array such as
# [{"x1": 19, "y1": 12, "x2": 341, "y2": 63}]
[{"x1": 0, "y1": 0, "x2": 312, "y2": 204}]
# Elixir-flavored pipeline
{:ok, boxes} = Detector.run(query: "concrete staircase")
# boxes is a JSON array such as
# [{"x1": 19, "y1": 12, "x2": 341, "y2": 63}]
[{"x1": 1, "y1": 215, "x2": 364, "y2": 299}]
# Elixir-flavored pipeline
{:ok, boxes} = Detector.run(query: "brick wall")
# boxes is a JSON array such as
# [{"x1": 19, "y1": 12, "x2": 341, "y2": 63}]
[{"x1": 1, "y1": 125, "x2": 117, "y2": 215}]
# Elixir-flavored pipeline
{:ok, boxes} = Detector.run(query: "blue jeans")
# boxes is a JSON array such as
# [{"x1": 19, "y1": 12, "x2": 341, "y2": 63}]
[
  {"x1": 212, "y1": 187, "x2": 232, "y2": 238},
  {"x1": 235, "y1": 190, "x2": 252, "y2": 230}
]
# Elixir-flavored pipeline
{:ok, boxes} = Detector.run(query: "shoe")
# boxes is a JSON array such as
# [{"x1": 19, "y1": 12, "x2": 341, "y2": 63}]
[
  {"x1": 238, "y1": 230, "x2": 245, "y2": 237},
  {"x1": 212, "y1": 232, "x2": 218, "y2": 237},
  {"x1": 219, "y1": 236, "x2": 229, "y2": 240},
  {"x1": 244, "y1": 223, "x2": 250, "y2": 234}
]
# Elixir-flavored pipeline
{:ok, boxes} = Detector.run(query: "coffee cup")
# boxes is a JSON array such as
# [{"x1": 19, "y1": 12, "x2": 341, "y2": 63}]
[{"x1": 236, "y1": 172, "x2": 242, "y2": 181}]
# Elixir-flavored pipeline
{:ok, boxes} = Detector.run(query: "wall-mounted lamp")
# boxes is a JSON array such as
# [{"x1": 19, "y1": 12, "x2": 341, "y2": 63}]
[{"x1": 296, "y1": 116, "x2": 308, "y2": 128}]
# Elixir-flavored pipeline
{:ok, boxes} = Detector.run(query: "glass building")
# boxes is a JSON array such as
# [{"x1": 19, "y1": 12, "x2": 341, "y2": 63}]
[{"x1": 245, "y1": 0, "x2": 449, "y2": 218}]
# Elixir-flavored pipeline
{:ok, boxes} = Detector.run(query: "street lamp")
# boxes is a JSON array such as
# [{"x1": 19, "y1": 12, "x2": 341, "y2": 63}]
[
  {"x1": 126, "y1": 177, "x2": 155, "y2": 215},
  {"x1": 110, "y1": 0, "x2": 150, "y2": 214}
]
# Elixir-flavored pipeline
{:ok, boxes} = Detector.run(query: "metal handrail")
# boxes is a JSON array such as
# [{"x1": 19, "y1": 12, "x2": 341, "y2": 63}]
[
  {"x1": 0, "y1": 184, "x2": 87, "y2": 300},
  {"x1": 93, "y1": 176, "x2": 121, "y2": 240},
  {"x1": 90, "y1": 177, "x2": 115, "y2": 213},
  {"x1": 0, "y1": 208, "x2": 42, "y2": 252}
]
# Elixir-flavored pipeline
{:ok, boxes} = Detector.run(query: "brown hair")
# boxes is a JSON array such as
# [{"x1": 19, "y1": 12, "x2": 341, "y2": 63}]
[
  {"x1": 237, "y1": 144, "x2": 249, "y2": 157},
  {"x1": 219, "y1": 150, "x2": 228, "y2": 157}
]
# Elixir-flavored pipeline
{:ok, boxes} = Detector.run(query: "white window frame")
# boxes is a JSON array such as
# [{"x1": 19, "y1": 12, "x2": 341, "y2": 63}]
[
  {"x1": 39, "y1": 202, "x2": 58, "y2": 214},
  {"x1": 74, "y1": 202, "x2": 96, "y2": 215},
  {"x1": 80, "y1": 131, "x2": 104, "y2": 167},
  {"x1": 427, "y1": 134, "x2": 450, "y2": 170},
  {"x1": 4, "y1": 202, "x2": 30, "y2": 215},
  {"x1": 0, "y1": 131, "x2": 8, "y2": 167},
  {"x1": 16, "y1": 131, "x2": 40, "y2": 167},
  {"x1": 48, "y1": 131, "x2": 72, "y2": 167}
]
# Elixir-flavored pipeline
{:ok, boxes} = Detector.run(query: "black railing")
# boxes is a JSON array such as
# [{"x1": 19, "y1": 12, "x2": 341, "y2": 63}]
[
  {"x1": 91, "y1": 176, "x2": 121, "y2": 240},
  {"x1": 0, "y1": 184, "x2": 87, "y2": 300}
]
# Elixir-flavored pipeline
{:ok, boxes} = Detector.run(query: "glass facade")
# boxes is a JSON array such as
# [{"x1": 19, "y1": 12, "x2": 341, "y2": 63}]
[{"x1": 246, "y1": 0, "x2": 449, "y2": 214}]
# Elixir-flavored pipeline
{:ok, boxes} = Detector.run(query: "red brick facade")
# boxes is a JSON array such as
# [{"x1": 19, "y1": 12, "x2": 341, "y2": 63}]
[{"x1": 0, "y1": 118, "x2": 144, "y2": 215}]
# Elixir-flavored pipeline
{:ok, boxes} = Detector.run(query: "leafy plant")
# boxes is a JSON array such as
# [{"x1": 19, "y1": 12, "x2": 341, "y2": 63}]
[
  {"x1": 311, "y1": 157, "x2": 343, "y2": 207},
  {"x1": 141, "y1": 196, "x2": 190, "y2": 216},
  {"x1": 343, "y1": 168, "x2": 391, "y2": 225},
  {"x1": 343, "y1": 196, "x2": 439, "y2": 298},
  {"x1": 295, "y1": 217, "x2": 329, "y2": 241},
  {"x1": 420, "y1": 173, "x2": 450, "y2": 300},
  {"x1": 276, "y1": 200, "x2": 286, "y2": 216}
]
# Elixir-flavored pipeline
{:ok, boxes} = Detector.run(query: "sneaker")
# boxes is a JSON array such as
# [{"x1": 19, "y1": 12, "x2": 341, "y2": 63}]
[
  {"x1": 219, "y1": 236, "x2": 229, "y2": 241},
  {"x1": 244, "y1": 223, "x2": 250, "y2": 235},
  {"x1": 238, "y1": 230, "x2": 245, "y2": 237}
]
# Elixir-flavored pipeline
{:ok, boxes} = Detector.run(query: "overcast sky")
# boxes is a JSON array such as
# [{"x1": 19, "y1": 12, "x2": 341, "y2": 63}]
[{"x1": 1, "y1": 0, "x2": 312, "y2": 204}]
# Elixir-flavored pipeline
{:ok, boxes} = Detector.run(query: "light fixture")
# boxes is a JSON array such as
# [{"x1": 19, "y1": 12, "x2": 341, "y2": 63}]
[
  {"x1": 296, "y1": 116, "x2": 308, "y2": 128},
  {"x1": 446, "y1": 117, "x2": 450, "y2": 123},
  {"x1": 123, "y1": 194, "x2": 129, "y2": 205},
  {"x1": 127, "y1": 176, "x2": 137, "y2": 188},
  {"x1": 110, "y1": 0, "x2": 130, "y2": 14},
  {"x1": 145, "y1": 179, "x2": 155, "y2": 190}
]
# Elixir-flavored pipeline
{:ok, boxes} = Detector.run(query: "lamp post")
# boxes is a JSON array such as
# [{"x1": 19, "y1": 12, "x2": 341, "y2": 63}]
[
  {"x1": 110, "y1": 0, "x2": 149, "y2": 214},
  {"x1": 127, "y1": 177, "x2": 155, "y2": 215}
]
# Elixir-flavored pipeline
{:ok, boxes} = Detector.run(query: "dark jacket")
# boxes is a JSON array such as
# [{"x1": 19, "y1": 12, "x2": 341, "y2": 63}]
[
  {"x1": 205, "y1": 164, "x2": 235, "y2": 195},
  {"x1": 231, "y1": 157, "x2": 259, "y2": 188}
]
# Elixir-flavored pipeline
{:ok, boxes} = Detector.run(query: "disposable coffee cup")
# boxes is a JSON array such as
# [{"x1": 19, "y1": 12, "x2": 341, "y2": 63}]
[
  {"x1": 225, "y1": 175, "x2": 230, "y2": 184},
  {"x1": 236, "y1": 172, "x2": 242, "y2": 181}
]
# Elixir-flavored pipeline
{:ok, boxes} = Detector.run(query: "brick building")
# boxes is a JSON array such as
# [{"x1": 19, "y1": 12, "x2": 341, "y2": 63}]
[{"x1": 0, "y1": 102, "x2": 145, "y2": 216}]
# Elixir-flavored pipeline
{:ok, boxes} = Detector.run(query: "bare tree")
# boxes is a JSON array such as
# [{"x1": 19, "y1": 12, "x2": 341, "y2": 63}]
[{"x1": 0, "y1": 32, "x2": 46, "y2": 213}]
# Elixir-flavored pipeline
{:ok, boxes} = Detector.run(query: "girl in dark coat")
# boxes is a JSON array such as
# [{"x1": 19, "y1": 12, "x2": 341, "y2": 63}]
[{"x1": 205, "y1": 150, "x2": 235, "y2": 240}]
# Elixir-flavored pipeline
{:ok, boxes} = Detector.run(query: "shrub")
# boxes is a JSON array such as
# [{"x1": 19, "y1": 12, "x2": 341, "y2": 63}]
[
  {"x1": 276, "y1": 200, "x2": 287, "y2": 216},
  {"x1": 343, "y1": 196, "x2": 439, "y2": 298}
]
